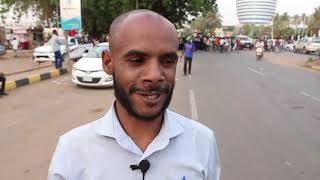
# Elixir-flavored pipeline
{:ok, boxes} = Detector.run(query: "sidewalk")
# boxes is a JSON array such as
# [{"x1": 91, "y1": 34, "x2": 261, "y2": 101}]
[{"x1": 1, "y1": 52, "x2": 68, "y2": 91}]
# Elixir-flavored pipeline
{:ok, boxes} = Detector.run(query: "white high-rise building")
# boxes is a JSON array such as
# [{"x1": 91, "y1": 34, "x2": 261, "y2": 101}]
[{"x1": 236, "y1": 0, "x2": 277, "y2": 25}]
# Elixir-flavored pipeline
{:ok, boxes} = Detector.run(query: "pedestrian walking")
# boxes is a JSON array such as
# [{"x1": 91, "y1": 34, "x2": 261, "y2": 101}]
[
  {"x1": 48, "y1": 10, "x2": 221, "y2": 180},
  {"x1": 219, "y1": 37, "x2": 225, "y2": 53},
  {"x1": 10, "y1": 37, "x2": 19, "y2": 57},
  {"x1": 0, "y1": 72, "x2": 8, "y2": 96},
  {"x1": 181, "y1": 36, "x2": 196, "y2": 77},
  {"x1": 47, "y1": 30, "x2": 64, "y2": 69}
]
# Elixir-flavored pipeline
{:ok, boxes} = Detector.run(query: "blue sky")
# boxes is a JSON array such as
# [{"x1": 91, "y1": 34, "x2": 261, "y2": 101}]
[{"x1": 216, "y1": 0, "x2": 320, "y2": 25}]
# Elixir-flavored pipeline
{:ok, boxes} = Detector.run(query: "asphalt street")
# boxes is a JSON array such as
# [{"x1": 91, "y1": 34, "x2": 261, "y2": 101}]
[{"x1": 0, "y1": 50, "x2": 319, "y2": 180}]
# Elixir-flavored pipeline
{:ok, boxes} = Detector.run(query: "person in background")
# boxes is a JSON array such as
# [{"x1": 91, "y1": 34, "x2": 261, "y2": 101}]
[
  {"x1": 11, "y1": 37, "x2": 19, "y2": 58},
  {"x1": 47, "y1": 30, "x2": 64, "y2": 69},
  {"x1": 181, "y1": 36, "x2": 196, "y2": 77},
  {"x1": 0, "y1": 72, "x2": 8, "y2": 96}
]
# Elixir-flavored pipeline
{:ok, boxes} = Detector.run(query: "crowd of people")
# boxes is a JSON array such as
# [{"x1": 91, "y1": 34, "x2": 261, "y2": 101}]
[{"x1": 179, "y1": 35, "x2": 242, "y2": 54}]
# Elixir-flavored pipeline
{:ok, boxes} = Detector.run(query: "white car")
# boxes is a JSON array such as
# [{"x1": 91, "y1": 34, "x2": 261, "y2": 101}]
[
  {"x1": 72, "y1": 42, "x2": 113, "y2": 87},
  {"x1": 33, "y1": 37, "x2": 93, "y2": 62},
  {"x1": 294, "y1": 37, "x2": 320, "y2": 54},
  {"x1": 285, "y1": 42, "x2": 296, "y2": 51}
]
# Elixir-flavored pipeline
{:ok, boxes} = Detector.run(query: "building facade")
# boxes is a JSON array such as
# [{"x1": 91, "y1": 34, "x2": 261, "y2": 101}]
[{"x1": 236, "y1": 0, "x2": 277, "y2": 25}]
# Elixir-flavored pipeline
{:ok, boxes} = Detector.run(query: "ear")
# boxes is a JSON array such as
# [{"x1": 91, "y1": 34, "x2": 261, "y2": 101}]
[{"x1": 102, "y1": 50, "x2": 113, "y2": 75}]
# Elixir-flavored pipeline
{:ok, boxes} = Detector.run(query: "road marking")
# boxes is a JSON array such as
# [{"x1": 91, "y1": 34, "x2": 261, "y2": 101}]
[
  {"x1": 311, "y1": 96, "x2": 320, "y2": 103},
  {"x1": 300, "y1": 91, "x2": 311, "y2": 97},
  {"x1": 248, "y1": 67, "x2": 264, "y2": 76},
  {"x1": 300, "y1": 91, "x2": 320, "y2": 103},
  {"x1": 189, "y1": 89, "x2": 199, "y2": 120}
]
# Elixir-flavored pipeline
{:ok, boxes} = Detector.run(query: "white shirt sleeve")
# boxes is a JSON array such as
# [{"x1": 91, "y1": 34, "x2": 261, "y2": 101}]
[
  {"x1": 48, "y1": 138, "x2": 69, "y2": 180},
  {"x1": 205, "y1": 133, "x2": 221, "y2": 180}
]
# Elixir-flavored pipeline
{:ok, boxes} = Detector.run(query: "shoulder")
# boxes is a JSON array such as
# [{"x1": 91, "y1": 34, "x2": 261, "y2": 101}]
[
  {"x1": 58, "y1": 119, "x2": 100, "y2": 146},
  {"x1": 167, "y1": 110, "x2": 214, "y2": 140}
]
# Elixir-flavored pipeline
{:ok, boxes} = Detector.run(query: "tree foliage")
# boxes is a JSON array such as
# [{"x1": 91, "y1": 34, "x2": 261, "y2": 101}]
[
  {"x1": 191, "y1": 9, "x2": 221, "y2": 35},
  {"x1": 308, "y1": 7, "x2": 320, "y2": 36},
  {"x1": 0, "y1": 0, "x2": 218, "y2": 38}
]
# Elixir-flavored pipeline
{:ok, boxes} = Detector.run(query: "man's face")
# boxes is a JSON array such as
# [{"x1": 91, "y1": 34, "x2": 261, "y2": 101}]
[{"x1": 107, "y1": 14, "x2": 179, "y2": 121}]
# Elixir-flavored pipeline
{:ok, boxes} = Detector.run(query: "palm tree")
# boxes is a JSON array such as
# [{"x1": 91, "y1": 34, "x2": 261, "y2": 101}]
[
  {"x1": 308, "y1": 7, "x2": 320, "y2": 36},
  {"x1": 204, "y1": 10, "x2": 222, "y2": 33}
]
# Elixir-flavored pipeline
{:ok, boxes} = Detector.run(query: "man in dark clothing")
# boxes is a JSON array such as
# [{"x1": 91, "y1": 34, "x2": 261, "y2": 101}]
[{"x1": 0, "y1": 72, "x2": 8, "y2": 96}]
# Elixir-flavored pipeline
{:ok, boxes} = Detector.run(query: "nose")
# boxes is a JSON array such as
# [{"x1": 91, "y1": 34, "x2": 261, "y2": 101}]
[{"x1": 141, "y1": 58, "x2": 164, "y2": 83}]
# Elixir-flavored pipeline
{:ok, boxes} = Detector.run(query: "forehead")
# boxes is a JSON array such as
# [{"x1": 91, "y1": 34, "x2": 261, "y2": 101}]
[{"x1": 111, "y1": 13, "x2": 178, "y2": 55}]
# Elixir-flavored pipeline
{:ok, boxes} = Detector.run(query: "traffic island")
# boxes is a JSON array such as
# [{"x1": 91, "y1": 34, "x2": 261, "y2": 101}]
[{"x1": 5, "y1": 68, "x2": 68, "y2": 91}]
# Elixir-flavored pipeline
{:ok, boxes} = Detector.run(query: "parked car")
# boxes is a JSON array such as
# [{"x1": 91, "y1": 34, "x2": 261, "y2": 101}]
[
  {"x1": 238, "y1": 35, "x2": 254, "y2": 50},
  {"x1": 0, "y1": 43, "x2": 6, "y2": 55},
  {"x1": 72, "y1": 42, "x2": 113, "y2": 87},
  {"x1": 285, "y1": 42, "x2": 297, "y2": 51},
  {"x1": 294, "y1": 37, "x2": 320, "y2": 54},
  {"x1": 33, "y1": 37, "x2": 93, "y2": 63}
]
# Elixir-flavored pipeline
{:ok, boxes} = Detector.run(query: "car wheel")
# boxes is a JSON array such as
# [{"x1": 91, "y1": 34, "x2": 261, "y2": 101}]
[{"x1": 303, "y1": 47, "x2": 308, "y2": 54}]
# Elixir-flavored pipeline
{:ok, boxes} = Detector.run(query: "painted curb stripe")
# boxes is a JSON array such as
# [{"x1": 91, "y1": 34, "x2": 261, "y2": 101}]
[
  {"x1": 311, "y1": 66, "x2": 320, "y2": 71},
  {"x1": 15, "y1": 78, "x2": 29, "y2": 87},
  {"x1": 40, "y1": 73, "x2": 51, "y2": 80},
  {"x1": 28, "y1": 75, "x2": 41, "y2": 84},
  {"x1": 4, "y1": 68, "x2": 67, "y2": 91},
  {"x1": 50, "y1": 70, "x2": 60, "y2": 78},
  {"x1": 5, "y1": 81, "x2": 16, "y2": 91}
]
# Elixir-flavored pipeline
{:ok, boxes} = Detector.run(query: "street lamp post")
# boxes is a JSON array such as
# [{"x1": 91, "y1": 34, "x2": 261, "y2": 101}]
[{"x1": 136, "y1": 0, "x2": 138, "y2": 9}]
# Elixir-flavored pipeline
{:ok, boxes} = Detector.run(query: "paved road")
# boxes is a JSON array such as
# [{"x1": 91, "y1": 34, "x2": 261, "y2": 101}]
[{"x1": 0, "y1": 50, "x2": 319, "y2": 180}]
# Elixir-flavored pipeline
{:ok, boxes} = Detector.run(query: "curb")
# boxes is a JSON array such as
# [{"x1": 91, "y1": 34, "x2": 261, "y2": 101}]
[
  {"x1": 6, "y1": 64, "x2": 53, "y2": 76},
  {"x1": 311, "y1": 66, "x2": 320, "y2": 71},
  {"x1": 5, "y1": 68, "x2": 68, "y2": 92}
]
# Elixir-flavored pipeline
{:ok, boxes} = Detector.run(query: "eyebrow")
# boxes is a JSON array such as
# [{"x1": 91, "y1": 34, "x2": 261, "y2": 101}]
[
  {"x1": 123, "y1": 50, "x2": 148, "y2": 58},
  {"x1": 123, "y1": 50, "x2": 178, "y2": 59},
  {"x1": 159, "y1": 52, "x2": 178, "y2": 59}
]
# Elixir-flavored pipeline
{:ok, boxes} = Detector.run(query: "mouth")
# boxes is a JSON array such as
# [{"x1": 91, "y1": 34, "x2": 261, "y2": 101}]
[{"x1": 135, "y1": 91, "x2": 162, "y2": 104}]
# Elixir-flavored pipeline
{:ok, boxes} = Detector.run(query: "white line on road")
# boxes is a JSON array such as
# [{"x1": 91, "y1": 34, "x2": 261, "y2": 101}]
[
  {"x1": 300, "y1": 91, "x2": 320, "y2": 103},
  {"x1": 311, "y1": 96, "x2": 320, "y2": 103},
  {"x1": 189, "y1": 89, "x2": 199, "y2": 120},
  {"x1": 248, "y1": 67, "x2": 265, "y2": 76},
  {"x1": 300, "y1": 91, "x2": 311, "y2": 97}
]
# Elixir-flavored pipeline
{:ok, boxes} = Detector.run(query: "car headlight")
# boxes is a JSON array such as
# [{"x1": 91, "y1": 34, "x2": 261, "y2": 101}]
[
  {"x1": 72, "y1": 66, "x2": 79, "y2": 71},
  {"x1": 105, "y1": 76, "x2": 113, "y2": 81}
]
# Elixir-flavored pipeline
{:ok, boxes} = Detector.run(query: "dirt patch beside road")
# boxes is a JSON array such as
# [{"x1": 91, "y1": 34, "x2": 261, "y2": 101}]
[{"x1": 264, "y1": 51, "x2": 320, "y2": 71}]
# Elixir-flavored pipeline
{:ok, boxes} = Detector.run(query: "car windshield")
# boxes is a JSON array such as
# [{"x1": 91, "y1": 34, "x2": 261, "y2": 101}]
[
  {"x1": 85, "y1": 45, "x2": 109, "y2": 58},
  {"x1": 312, "y1": 38, "x2": 320, "y2": 43},
  {"x1": 239, "y1": 37, "x2": 249, "y2": 41}
]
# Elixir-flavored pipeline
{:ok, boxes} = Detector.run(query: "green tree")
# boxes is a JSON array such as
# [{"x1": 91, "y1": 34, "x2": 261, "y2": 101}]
[
  {"x1": 0, "y1": 0, "x2": 218, "y2": 38},
  {"x1": 308, "y1": 7, "x2": 320, "y2": 36}
]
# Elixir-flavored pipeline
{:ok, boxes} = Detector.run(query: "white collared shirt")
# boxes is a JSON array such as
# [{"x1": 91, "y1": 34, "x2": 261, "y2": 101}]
[{"x1": 48, "y1": 104, "x2": 220, "y2": 180}]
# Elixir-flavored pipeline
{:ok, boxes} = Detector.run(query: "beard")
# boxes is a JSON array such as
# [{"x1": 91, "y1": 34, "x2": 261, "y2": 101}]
[{"x1": 113, "y1": 73, "x2": 174, "y2": 122}]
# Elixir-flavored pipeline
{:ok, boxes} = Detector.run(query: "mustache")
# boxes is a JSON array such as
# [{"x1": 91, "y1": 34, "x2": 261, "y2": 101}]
[{"x1": 129, "y1": 84, "x2": 171, "y2": 94}]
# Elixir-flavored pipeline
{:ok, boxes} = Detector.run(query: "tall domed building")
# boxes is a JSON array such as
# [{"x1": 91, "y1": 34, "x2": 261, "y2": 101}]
[{"x1": 236, "y1": 0, "x2": 277, "y2": 25}]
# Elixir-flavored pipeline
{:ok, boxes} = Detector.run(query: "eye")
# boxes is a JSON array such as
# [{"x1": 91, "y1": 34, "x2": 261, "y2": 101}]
[
  {"x1": 128, "y1": 57, "x2": 144, "y2": 64},
  {"x1": 161, "y1": 57, "x2": 177, "y2": 66}
]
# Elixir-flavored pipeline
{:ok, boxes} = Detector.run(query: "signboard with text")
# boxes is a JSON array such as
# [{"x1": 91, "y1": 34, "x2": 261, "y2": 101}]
[{"x1": 60, "y1": 0, "x2": 81, "y2": 30}]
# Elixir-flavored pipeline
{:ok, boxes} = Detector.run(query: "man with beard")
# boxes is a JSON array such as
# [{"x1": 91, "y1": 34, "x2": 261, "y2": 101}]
[{"x1": 48, "y1": 10, "x2": 220, "y2": 180}]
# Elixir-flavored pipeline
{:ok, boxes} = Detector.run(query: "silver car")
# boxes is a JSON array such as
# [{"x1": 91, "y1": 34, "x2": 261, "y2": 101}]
[{"x1": 294, "y1": 37, "x2": 320, "y2": 54}]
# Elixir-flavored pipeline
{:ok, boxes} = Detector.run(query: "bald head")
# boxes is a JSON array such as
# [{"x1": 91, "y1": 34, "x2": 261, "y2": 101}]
[{"x1": 109, "y1": 9, "x2": 178, "y2": 53}]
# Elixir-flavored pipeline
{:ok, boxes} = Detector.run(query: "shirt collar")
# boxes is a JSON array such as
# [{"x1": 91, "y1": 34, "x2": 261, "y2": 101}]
[
  {"x1": 93, "y1": 102, "x2": 185, "y2": 149},
  {"x1": 93, "y1": 103, "x2": 184, "y2": 154}
]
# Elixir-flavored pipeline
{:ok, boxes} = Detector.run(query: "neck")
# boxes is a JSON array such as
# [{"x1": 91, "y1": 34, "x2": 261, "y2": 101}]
[{"x1": 114, "y1": 101, "x2": 164, "y2": 152}]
